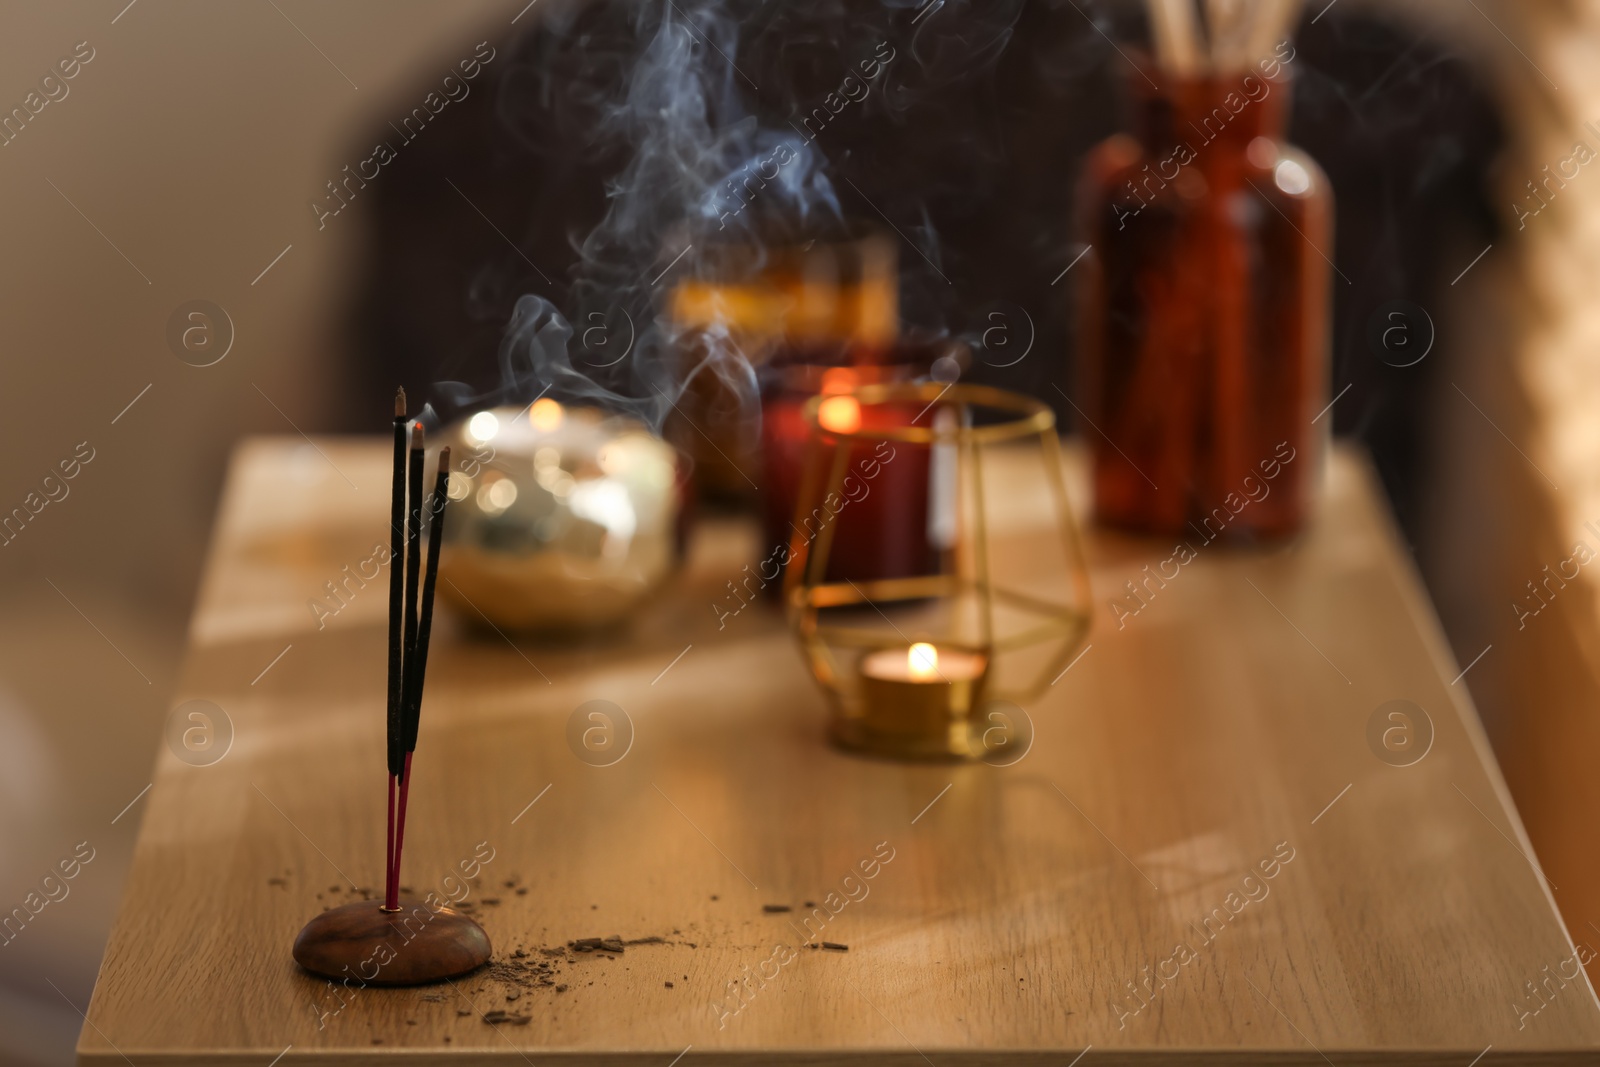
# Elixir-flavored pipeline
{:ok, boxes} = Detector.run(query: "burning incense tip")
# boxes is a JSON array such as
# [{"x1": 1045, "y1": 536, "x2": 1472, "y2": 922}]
[
  {"x1": 412, "y1": 423, "x2": 426, "y2": 448},
  {"x1": 395, "y1": 388, "x2": 407, "y2": 417}
]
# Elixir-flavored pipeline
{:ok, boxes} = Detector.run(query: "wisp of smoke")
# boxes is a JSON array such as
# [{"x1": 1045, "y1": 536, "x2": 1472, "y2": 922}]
[
  {"x1": 435, "y1": 0, "x2": 1037, "y2": 447},
  {"x1": 438, "y1": 0, "x2": 847, "y2": 443}
]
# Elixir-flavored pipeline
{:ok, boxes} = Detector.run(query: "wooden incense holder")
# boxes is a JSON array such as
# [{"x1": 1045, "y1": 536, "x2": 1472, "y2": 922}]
[{"x1": 293, "y1": 897, "x2": 491, "y2": 986}]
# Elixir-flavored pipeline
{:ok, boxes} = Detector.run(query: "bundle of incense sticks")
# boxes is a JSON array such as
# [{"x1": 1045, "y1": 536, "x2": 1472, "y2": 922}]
[{"x1": 385, "y1": 389, "x2": 451, "y2": 913}]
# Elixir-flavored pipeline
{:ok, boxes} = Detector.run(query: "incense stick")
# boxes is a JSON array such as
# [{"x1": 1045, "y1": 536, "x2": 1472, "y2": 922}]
[
  {"x1": 384, "y1": 391, "x2": 407, "y2": 913},
  {"x1": 405, "y1": 448, "x2": 451, "y2": 756},
  {"x1": 390, "y1": 446, "x2": 451, "y2": 912},
  {"x1": 403, "y1": 422, "x2": 425, "y2": 696},
  {"x1": 387, "y1": 423, "x2": 426, "y2": 910}
]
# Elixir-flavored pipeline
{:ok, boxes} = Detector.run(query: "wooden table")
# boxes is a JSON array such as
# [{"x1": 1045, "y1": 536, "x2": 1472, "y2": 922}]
[{"x1": 81, "y1": 438, "x2": 1600, "y2": 1064}]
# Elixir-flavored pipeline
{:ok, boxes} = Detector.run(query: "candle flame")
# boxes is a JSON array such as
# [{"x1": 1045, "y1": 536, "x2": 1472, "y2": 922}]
[
  {"x1": 818, "y1": 395, "x2": 862, "y2": 435},
  {"x1": 908, "y1": 642, "x2": 939, "y2": 680}
]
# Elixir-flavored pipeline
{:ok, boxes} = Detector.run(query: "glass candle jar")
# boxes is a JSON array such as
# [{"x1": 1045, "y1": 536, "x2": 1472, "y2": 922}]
[
  {"x1": 759, "y1": 358, "x2": 943, "y2": 586},
  {"x1": 1076, "y1": 63, "x2": 1331, "y2": 540}
]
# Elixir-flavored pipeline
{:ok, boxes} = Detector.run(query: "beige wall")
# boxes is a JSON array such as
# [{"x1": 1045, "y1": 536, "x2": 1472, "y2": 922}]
[{"x1": 0, "y1": 3, "x2": 504, "y2": 1062}]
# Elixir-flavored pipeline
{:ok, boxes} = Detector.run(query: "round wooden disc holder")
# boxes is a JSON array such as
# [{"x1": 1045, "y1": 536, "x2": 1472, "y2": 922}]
[
  {"x1": 294, "y1": 897, "x2": 491, "y2": 986},
  {"x1": 293, "y1": 398, "x2": 491, "y2": 986}
]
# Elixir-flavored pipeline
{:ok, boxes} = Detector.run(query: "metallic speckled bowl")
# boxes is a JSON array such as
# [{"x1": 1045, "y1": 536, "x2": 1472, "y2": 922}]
[{"x1": 436, "y1": 402, "x2": 685, "y2": 632}]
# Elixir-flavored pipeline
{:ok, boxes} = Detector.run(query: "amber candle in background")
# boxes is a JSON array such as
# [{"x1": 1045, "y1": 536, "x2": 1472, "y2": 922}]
[
  {"x1": 668, "y1": 232, "x2": 898, "y2": 501},
  {"x1": 667, "y1": 229, "x2": 953, "y2": 583}
]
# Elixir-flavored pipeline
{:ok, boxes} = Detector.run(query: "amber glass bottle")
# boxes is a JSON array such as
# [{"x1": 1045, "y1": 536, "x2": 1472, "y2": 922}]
[{"x1": 1076, "y1": 62, "x2": 1331, "y2": 541}]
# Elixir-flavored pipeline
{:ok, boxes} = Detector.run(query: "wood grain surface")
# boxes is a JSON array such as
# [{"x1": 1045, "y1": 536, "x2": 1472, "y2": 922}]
[{"x1": 78, "y1": 438, "x2": 1600, "y2": 1064}]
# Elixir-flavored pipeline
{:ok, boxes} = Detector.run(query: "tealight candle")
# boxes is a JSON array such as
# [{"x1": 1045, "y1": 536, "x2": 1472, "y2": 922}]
[
  {"x1": 856, "y1": 642, "x2": 990, "y2": 756},
  {"x1": 860, "y1": 642, "x2": 986, "y2": 683}
]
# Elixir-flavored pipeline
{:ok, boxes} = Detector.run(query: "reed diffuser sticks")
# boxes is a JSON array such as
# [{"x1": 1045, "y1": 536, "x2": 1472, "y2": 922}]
[
  {"x1": 383, "y1": 392, "x2": 451, "y2": 913},
  {"x1": 1147, "y1": 0, "x2": 1299, "y2": 73}
]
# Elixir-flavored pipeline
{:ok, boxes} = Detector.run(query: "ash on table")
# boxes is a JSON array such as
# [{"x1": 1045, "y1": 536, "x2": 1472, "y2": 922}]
[
  {"x1": 486, "y1": 953, "x2": 561, "y2": 994},
  {"x1": 569, "y1": 935, "x2": 670, "y2": 953},
  {"x1": 465, "y1": 932, "x2": 682, "y2": 1016}
]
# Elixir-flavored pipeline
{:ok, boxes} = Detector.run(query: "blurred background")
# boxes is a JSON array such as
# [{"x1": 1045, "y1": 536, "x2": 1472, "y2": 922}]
[{"x1": 2, "y1": 0, "x2": 1597, "y2": 1062}]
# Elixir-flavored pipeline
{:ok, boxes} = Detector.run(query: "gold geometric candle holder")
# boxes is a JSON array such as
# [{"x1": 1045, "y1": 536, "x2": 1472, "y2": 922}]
[{"x1": 784, "y1": 382, "x2": 1092, "y2": 760}]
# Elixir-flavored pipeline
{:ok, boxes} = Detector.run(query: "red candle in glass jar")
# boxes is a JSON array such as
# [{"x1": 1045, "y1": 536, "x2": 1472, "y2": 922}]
[{"x1": 761, "y1": 367, "x2": 938, "y2": 584}]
